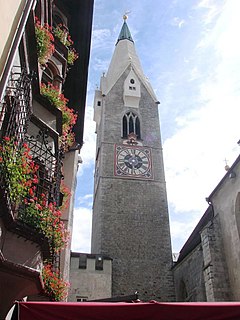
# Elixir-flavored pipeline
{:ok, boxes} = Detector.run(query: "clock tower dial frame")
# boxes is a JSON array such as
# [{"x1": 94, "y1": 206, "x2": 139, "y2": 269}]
[{"x1": 114, "y1": 144, "x2": 153, "y2": 179}]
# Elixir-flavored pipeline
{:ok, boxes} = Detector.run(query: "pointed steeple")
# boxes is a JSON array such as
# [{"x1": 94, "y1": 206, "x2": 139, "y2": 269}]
[
  {"x1": 100, "y1": 16, "x2": 158, "y2": 103},
  {"x1": 116, "y1": 16, "x2": 134, "y2": 44}
]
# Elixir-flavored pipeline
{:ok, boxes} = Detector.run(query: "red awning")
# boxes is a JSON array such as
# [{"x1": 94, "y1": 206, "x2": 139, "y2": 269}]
[{"x1": 16, "y1": 300, "x2": 240, "y2": 320}]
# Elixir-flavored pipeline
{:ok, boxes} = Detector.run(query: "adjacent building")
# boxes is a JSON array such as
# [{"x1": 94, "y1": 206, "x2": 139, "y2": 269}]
[
  {"x1": 0, "y1": 0, "x2": 93, "y2": 318},
  {"x1": 69, "y1": 252, "x2": 112, "y2": 302},
  {"x1": 173, "y1": 151, "x2": 240, "y2": 301}
]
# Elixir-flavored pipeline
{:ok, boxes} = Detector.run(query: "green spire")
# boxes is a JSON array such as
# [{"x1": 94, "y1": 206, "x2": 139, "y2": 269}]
[{"x1": 116, "y1": 17, "x2": 134, "y2": 45}]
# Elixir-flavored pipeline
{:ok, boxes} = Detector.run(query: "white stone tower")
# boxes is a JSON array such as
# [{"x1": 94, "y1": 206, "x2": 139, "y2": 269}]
[{"x1": 91, "y1": 17, "x2": 175, "y2": 301}]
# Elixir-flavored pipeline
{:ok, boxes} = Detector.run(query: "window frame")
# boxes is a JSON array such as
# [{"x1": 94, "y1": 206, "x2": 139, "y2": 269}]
[{"x1": 122, "y1": 111, "x2": 141, "y2": 139}]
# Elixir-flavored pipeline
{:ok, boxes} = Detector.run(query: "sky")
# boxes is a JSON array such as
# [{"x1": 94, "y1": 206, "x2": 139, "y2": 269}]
[{"x1": 71, "y1": 0, "x2": 240, "y2": 254}]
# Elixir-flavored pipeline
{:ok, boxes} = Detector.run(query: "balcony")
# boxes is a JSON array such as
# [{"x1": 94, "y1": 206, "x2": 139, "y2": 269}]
[
  {"x1": 0, "y1": 65, "x2": 66, "y2": 314},
  {"x1": 0, "y1": 66, "x2": 62, "y2": 221}
]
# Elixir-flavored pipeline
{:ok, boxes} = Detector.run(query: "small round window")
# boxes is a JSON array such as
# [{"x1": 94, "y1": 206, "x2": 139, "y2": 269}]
[{"x1": 130, "y1": 79, "x2": 135, "y2": 84}]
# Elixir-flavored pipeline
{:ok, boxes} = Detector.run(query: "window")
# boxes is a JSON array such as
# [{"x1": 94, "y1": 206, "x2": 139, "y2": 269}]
[
  {"x1": 42, "y1": 61, "x2": 62, "y2": 89},
  {"x1": 95, "y1": 256, "x2": 103, "y2": 270},
  {"x1": 77, "y1": 297, "x2": 88, "y2": 302},
  {"x1": 52, "y1": 7, "x2": 68, "y2": 29},
  {"x1": 79, "y1": 254, "x2": 87, "y2": 269},
  {"x1": 122, "y1": 112, "x2": 141, "y2": 139},
  {"x1": 53, "y1": 13, "x2": 64, "y2": 28},
  {"x1": 43, "y1": 67, "x2": 54, "y2": 83}
]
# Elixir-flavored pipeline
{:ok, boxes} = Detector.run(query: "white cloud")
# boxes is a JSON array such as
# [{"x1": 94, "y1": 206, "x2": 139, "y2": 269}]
[
  {"x1": 71, "y1": 207, "x2": 92, "y2": 253},
  {"x1": 92, "y1": 57, "x2": 110, "y2": 72},
  {"x1": 170, "y1": 217, "x2": 200, "y2": 252},
  {"x1": 92, "y1": 29, "x2": 111, "y2": 50},
  {"x1": 164, "y1": 0, "x2": 240, "y2": 251},
  {"x1": 78, "y1": 107, "x2": 96, "y2": 176},
  {"x1": 197, "y1": 0, "x2": 223, "y2": 25},
  {"x1": 170, "y1": 17, "x2": 185, "y2": 28},
  {"x1": 77, "y1": 194, "x2": 93, "y2": 207},
  {"x1": 73, "y1": 1, "x2": 240, "y2": 255},
  {"x1": 189, "y1": 66, "x2": 201, "y2": 81},
  {"x1": 164, "y1": 101, "x2": 239, "y2": 212}
]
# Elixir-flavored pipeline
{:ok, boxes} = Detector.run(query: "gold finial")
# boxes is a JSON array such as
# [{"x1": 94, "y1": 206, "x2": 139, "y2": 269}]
[
  {"x1": 123, "y1": 11, "x2": 131, "y2": 21},
  {"x1": 224, "y1": 158, "x2": 230, "y2": 171}
]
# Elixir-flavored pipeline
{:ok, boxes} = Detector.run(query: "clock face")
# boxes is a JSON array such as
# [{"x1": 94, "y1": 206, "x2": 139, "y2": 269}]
[{"x1": 114, "y1": 145, "x2": 153, "y2": 179}]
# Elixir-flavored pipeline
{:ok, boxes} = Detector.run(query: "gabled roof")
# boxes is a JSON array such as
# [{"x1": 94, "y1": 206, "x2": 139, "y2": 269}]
[
  {"x1": 174, "y1": 206, "x2": 214, "y2": 265},
  {"x1": 207, "y1": 154, "x2": 240, "y2": 201}
]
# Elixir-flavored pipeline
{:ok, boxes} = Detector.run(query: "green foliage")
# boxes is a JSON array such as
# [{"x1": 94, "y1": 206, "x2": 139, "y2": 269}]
[
  {"x1": 40, "y1": 83, "x2": 67, "y2": 110},
  {"x1": 53, "y1": 24, "x2": 78, "y2": 65},
  {"x1": 67, "y1": 48, "x2": 79, "y2": 65},
  {"x1": 42, "y1": 263, "x2": 69, "y2": 301},
  {"x1": 0, "y1": 137, "x2": 39, "y2": 205},
  {"x1": 40, "y1": 83, "x2": 77, "y2": 151},
  {"x1": 19, "y1": 195, "x2": 69, "y2": 253},
  {"x1": 35, "y1": 17, "x2": 55, "y2": 65}
]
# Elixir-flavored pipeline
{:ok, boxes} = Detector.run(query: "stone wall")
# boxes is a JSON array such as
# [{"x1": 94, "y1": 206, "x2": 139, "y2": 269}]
[
  {"x1": 210, "y1": 158, "x2": 240, "y2": 300},
  {"x1": 68, "y1": 253, "x2": 112, "y2": 301},
  {"x1": 92, "y1": 68, "x2": 175, "y2": 302},
  {"x1": 173, "y1": 244, "x2": 206, "y2": 301},
  {"x1": 201, "y1": 215, "x2": 231, "y2": 301}
]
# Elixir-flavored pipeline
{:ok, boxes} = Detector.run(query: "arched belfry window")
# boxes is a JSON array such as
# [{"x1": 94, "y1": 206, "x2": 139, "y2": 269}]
[{"x1": 122, "y1": 112, "x2": 141, "y2": 139}]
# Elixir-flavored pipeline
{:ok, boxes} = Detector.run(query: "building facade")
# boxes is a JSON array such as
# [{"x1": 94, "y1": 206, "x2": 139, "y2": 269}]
[
  {"x1": 0, "y1": 0, "x2": 93, "y2": 318},
  {"x1": 91, "y1": 17, "x2": 175, "y2": 302},
  {"x1": 69, "y1": 252, "x2": 112, "y2": 302},
  {"x1": 173, "y1": 152, "x2": 240, "y2": 301}
]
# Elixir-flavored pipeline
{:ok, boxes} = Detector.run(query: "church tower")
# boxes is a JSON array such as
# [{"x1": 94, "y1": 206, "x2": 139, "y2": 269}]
[{"x1": 92, "y1": 17, "x2": 175, "y2": 301}]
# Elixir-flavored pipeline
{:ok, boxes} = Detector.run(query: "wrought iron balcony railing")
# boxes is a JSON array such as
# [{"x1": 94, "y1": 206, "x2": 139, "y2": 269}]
[
  {"x1": 0, "y1": 66, "x2": 32, "y2": 143},
  {"x1": 0, "y1": 66, "x2": 63, "y2": 220}
]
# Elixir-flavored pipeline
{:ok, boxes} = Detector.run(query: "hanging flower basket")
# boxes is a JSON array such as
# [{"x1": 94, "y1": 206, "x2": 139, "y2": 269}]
[
  {"x1": 53, "y1": 24, "x2": 78, "y2": 65},
  {"x1": 35, "y1": 17, "x2": 55, "y2": 65},
  {"x1": 67, "y1": 48, "x2": 79, "y2": 66},
  {"x1": 42, "y1": 263, "x2": 69, "y2": 301},
  {"x1": 19, "y1": 195, "x2": 69, "y2": 253},
  {"x1": 0, "y1": 137, "x2": 39, "y2": 206},
  {"x1": 40, "y1": 82, "x2": 68, "y2": 110},
  {"x1": 60, "y1": 182, "x2": 71, "y2": 210},
  {"x1": 40, "y1": 83, "x2": 77, "y2": 150}
]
